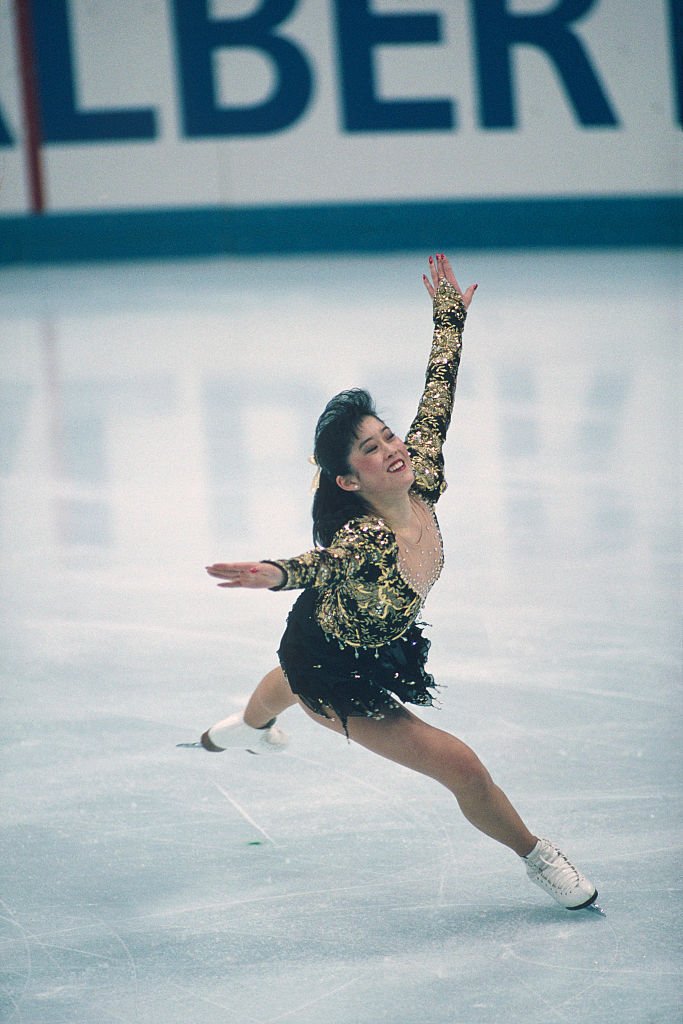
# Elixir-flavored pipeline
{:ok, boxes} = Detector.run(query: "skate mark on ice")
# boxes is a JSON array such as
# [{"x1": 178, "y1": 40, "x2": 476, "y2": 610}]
[
  {"x1": 0, "y1": 899, "x2": 36, "y2": 1021},
  {"x1": 261, "y1": 969, "x2": 368, "y2": 1023},
  {"x1": 83, "y1": 911, "x2": 141, "y2": 1020},
  {"x1": 508, "y1": 965, "x2": 575, "y2": 1024},
  {"x1": 504, "y1": 912, "x2": 624, "y2": 1017},
  {"x1": 287, "y1": 751, "x2": 456, "y2": 900},
  {"x1": 126, "y1": 879, "x2": 395, "y2": 928},
  {"x1": 212, "y1": 781, "x2": 280, "y2": 847},
  {"x1": 0, "y1": 901, "x2": 138, "y2": 1022},
  {"x1": 495, "y1": 914, "x2": 618, "y2": 1021},
  {"x1": 168, "y1": 979, "x2": 261, "y2": 1021},
  {"x1": 286, "y1": 752, "x2": 423, "y2": 828},
  {"x1": 0, "y1": 990, "x2": 24, "y2": 1024}
]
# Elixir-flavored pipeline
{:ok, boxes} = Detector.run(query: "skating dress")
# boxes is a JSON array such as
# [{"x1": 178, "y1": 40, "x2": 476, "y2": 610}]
[{"x1": 267, "y1": 281, "x2": 466, "y2": 735}]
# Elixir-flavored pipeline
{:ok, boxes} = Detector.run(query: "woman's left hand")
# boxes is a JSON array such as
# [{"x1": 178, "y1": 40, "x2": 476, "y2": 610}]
[{"x1": 423, "y1": 253, "x2": 478, "y2": 309}]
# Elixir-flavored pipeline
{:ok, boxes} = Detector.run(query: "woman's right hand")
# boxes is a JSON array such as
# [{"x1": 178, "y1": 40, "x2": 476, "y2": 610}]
[{"x1": 205, "y1": 562, "x2": 285, "y2": 589}]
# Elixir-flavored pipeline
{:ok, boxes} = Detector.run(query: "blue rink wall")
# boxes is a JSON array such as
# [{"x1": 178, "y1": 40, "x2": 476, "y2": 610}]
[{"x1": 2, "y1": 195, "x2": 682, "y2": 265}]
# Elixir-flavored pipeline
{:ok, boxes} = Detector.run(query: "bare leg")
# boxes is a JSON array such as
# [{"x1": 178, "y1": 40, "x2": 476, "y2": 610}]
[
  {"x1": 238, "y1": 668, "x2": 535, "y2": 855},
  {"x1": 298, "y1": 701, "x2": 537, "y2": 857},
  {"x1": 243, "y1": 667, "x2": 297, "y2": 728}
]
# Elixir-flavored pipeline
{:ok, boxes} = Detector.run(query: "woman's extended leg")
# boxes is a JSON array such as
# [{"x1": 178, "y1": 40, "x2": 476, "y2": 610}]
[
  {"x1": 193, "y1": 678, "x2": 597, "y2": 908},
  {"x1": 298, "y1": 701, "x2": 536, "y2": 856},
  {"x1": 197, "y1": 667, "x2": 295, "y2": 752},
  {"x1": 299, "y1": 701, "x2": 599, "y2": 909},
  {"x1": 243, "y1": 666, "x2": 298, "y2": 727}
]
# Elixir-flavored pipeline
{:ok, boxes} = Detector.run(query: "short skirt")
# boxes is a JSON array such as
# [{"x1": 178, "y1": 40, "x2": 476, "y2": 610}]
[{"x1": 277, "y1": 588, "x2": 439, "y2": 736}]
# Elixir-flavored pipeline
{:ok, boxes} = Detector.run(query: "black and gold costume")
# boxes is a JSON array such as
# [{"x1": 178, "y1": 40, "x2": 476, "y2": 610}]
[{"x1": 270, "y1": 280, "x2": 466, "y2": 732}]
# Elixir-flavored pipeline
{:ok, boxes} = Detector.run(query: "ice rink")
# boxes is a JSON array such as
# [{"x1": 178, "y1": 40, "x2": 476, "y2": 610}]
[{"x1": 1, "y1": 250, "x2": 680, "y2": 1023}]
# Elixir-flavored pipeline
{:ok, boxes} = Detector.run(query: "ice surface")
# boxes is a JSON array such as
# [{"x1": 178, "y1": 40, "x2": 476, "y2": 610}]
[{"x1": 0, "y1": 251, "x2": 680, "y2": 1023}]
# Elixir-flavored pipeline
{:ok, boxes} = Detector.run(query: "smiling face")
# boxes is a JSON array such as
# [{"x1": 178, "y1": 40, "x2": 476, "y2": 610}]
[{"x1": 336, "y1": 416, "x2": 414, "y2": 500}]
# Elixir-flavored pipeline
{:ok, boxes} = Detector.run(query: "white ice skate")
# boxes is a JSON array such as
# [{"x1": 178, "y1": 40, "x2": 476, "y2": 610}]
[
  {"x1": 177, "y1": 712, "x2": 289, "y2": 754},
  {"x1": 524, "y1": 838, "x2": 600, "y2": 911}
]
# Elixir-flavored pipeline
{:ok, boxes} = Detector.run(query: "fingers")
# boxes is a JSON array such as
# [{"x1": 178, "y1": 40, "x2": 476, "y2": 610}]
[
  {"x1": 423, "y1": 254, "x2": 478, "y2": 309},
  {"x1": 461, "y1": 282, "x2": 478, "y2": 309},
  {"x1": 424, "y1": 254, "x2": 453, "y2": 296},
  {"x1": 441, "y1": 254, "x2": 460, "y2": 291},
  {"x1": 205, "y1": 562, "x2": 258, "y2": 587},
  {"x1": 205, "y1": 562, "x2": 240, "y2": 579},
  {"x1": 205, "y1": 562, "x2": 283, "y2": 589},
  {"x1": 423, "y1": 253, "x2": 444, "y2": 298},
  {"x1": 429, "y1": 254, "x2": 440, "y2": 291}
]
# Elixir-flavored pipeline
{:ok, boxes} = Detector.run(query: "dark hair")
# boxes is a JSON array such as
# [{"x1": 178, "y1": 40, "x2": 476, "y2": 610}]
[{"x1": 312, "y1": 388, "x2": 377, "y2": 546}]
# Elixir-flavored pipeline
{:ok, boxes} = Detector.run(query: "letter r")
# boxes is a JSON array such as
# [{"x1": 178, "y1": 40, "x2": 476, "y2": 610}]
[{"x1": 472, "y1": 0, "x2": 619, "y2": 127}]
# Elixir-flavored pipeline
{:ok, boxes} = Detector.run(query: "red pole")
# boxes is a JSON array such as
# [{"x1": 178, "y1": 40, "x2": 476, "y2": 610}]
[{"x1": 15, "y1": 0, "x2": 46, "y2": 213}]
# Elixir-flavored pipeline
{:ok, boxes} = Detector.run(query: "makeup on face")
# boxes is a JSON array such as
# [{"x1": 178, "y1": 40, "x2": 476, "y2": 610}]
[{"x1": 348, "y1": 417, "x2": 414, "y2": 488}]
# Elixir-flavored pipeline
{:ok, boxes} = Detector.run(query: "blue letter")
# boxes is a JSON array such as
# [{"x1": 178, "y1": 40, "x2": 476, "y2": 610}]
[
  {"x1": 334, "y1": 0, "x2": 453, "y2": 131},
  {"x1": 32, "y1": 0, "x2": 156, "y2": 142},
  {"x1": 0, "y1": 111, "x2": 12, "y2": 146},
  {"x1": 670, "y1": 0, "x2": 683, "y2": 128},
  {"x1": 172, "y1": 0, "x2": 312, "y2": 136},
  {"x1": 472, "y1": 0, "x2": 618, "y2": 128}
]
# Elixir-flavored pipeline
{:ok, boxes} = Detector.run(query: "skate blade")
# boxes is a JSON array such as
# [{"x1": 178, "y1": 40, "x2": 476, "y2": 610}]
[
  {"x1": 586, "y1": 902, "x2": 606, "y2": 917},
  {"x1": 176, "y1": 741, "x2": 204, "y2": 748}
]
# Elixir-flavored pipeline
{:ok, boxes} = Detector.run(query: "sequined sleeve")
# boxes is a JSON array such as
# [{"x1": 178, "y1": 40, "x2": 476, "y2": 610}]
[
  {"x1": 405, "y1": 279, "x2": 466, "y2": 502},
  {"x1": 267, "y1": 516, "x2": 396, "y2": 593}
]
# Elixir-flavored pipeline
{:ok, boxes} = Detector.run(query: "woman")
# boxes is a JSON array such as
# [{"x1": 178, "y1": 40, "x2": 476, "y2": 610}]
[{"x1": 186, "y1": 254, "x2": 599, "y2": 912}]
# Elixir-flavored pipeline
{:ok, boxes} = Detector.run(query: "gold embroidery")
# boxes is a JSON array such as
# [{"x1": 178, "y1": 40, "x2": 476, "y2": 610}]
[{"x1": 270, "y1": 279, "x2": 465, "y2": 649}]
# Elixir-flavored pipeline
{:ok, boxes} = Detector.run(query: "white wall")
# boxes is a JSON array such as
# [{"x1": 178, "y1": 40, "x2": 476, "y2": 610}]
[{"x1": 0, "y1": 0, "x2": 679, "y2": 216}]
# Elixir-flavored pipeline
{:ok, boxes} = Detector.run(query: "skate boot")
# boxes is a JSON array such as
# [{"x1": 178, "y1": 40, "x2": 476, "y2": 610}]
[
  {"x1": 178, "y1": 712, "x2": 289, "y2": 754},
  {"x1": 524, "y1": 838, "x2": 598, "y2": 910}
]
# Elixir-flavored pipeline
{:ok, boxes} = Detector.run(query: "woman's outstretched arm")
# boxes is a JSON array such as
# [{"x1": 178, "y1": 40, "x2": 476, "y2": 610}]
[
  {"x1": 205, "y1": 561, "x2": 285, "y2": 589},
  {"x1": 206, "y1": 513, "x2": 391, "y2": 592}
]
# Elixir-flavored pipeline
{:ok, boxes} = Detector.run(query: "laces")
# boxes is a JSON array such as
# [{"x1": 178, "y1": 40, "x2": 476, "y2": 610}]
[
  {"x1": 539, "y1": 850, "x2": 580, "y2": 879},
  {"x1": 525, "y1": 840, "x2": 596, "y2": 908},
  {"x1": 530, "y1": 844, "x2": 584, "y2": 890}
]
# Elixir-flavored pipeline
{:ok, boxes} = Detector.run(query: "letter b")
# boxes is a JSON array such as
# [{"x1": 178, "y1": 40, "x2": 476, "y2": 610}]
[{"x1": 172, "y1": 0, "x2": 313, "y2": 136}]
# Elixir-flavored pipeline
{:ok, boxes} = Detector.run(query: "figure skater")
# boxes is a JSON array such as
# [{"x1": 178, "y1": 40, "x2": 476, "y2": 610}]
[{"x1": 183, "y1": 254, "x2": 599, "y2": 912}]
